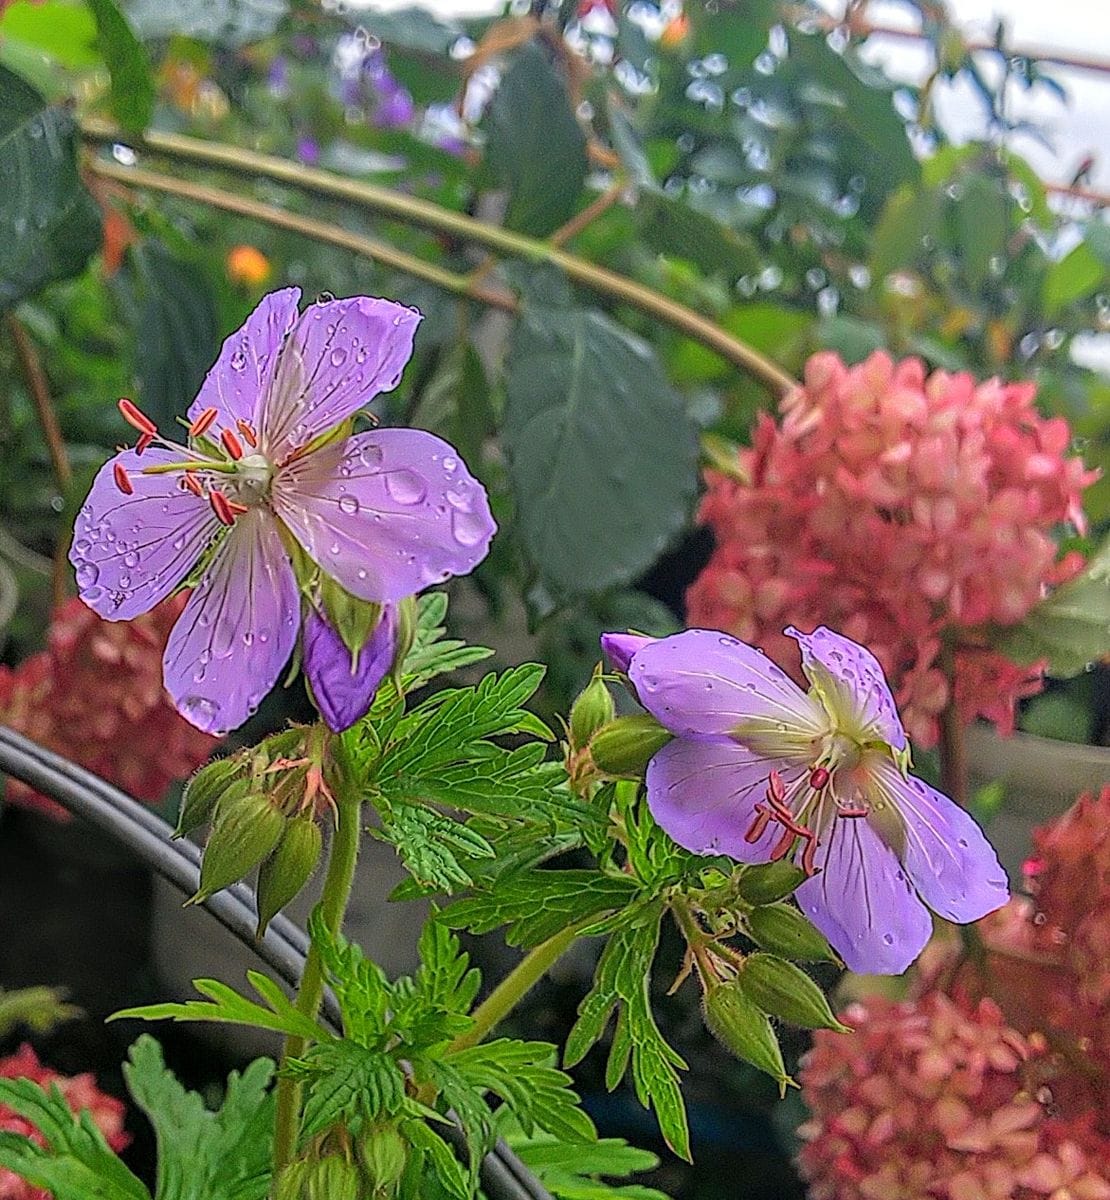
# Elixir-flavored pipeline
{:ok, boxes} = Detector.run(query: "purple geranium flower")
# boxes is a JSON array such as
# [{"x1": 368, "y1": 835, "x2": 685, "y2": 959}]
[
  {"x1": 602, "y1": 626, "x2": 1009, "y2": 974},
  {"x1": 303, "y1": 604, "x2": 398, "y2": 734},
  {"x1": 70, "y1": 289, "x2": 496, "y2": 735}
]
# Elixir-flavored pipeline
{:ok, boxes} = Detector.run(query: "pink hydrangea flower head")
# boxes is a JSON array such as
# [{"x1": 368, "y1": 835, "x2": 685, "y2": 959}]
[
  {"x1": 602, "y1": 626, "x2": 1008, "y2": 973},
  {"x1": 798, "y1": 993, "x2": 1110, "y2": 1200},
  {"x1": 688, "y1": 351, "x2": 1097, "y2": 745},
  {"x1": 0, "y1": 1044, "x2": 129, "y2": 1200},
  {"x1": 69, "y1": 290, "x2": 496, "y2": 735},
  {"x1": 0, "y1": 597, "x2": 219, "y2": 818}
]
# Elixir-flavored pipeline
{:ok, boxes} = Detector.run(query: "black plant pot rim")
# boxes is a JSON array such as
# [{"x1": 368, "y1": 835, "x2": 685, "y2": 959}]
[{"x1": 0, "y1": 726, "x2": 551, "y2": 1200}]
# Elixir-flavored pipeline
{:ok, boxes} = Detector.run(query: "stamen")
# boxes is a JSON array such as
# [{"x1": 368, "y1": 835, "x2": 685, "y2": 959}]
[
  {"x1": 744, "y1": 804, "x2": 774, "y2": 843},
  {"x1": 189, "y1": 407, "x2": 219, "y2": 438},
  {"x1": 221, "y1": 428, "x2": 244, "y2": 460},
  {"x1": 236, "y1": 419, "x2": 258, "y2": 448},
  {"x1": 135, "y1": 431, "x2": 154, "y2": 456},
  {"x1": 118, "y1": 398, "x2": 157, "y2": 436},
  {"x1": 209, "y1": 489, "x2": 237, "y2": 526},
  {"x1": 769, "y1": 826, "x2": 796, "y2": 861},
  {"x1": 180, "y1": 474, "x2": 204, "y2": 497},
  {"x1": 226, "y1": 498, "x2": 249, "y2": 515},
  {"x1": 810, "y1": 766, "x2": 830, "y2": 790},
  {"x1": 113, "y1": 462, "x2": 134, "y2": 495},
  {"x1": 767, "y1": 770, "x2": 787, "y2": 804},
  {"x1": 801, "y1": 834, "x2": 820, "y2": 877}
]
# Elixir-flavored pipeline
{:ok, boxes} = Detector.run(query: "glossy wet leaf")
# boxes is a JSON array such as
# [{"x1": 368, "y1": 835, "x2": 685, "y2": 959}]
[{"x1": 0, "y1": 64, "x2": 100, "y2": 308}]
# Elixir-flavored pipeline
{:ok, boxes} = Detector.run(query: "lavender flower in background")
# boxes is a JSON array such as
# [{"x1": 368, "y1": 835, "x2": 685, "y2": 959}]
[
  {"x1": 295, "y1": 135, "x2": 320, "y2": 166},
  {"x1": 602, "y1": 626, "x2": 1009, "y2": 974},
  {"x1": 70, "y1": 289, "x2": 496, "y2": 735}
]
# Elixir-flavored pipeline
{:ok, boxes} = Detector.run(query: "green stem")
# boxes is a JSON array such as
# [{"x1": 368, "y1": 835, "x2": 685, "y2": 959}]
[
  {"x1": 80, "y1": 121, "x2": 798, "y2": 396},
  {"x1": 270, "y1": 785, "x2": 363, "y2": 1184},
  {"x1": 448, "y1": 923, "x2": 582, "y2": 1054}
]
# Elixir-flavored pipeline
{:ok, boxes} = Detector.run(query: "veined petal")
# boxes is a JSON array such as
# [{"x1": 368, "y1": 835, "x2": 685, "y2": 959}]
[
  {"x1": 259, "y1": 296, "x2": 421, "y2": 460},
  {"x1": 869, "y1": 757, "x2": 1009, "y2": 923},
  {"x1": 303, "y1": 604, "x2": 397, "y2": 733},
  {"x1": 600, "y1": 632, "x2": 655, "y2": 674},
  {"x1": 796, "y1": 815, "x2": 933, "y2": 974},
  {"x1": 646, "y1": 736, "x2": 804, "y2": 860},
  {"x1": 70, "y1": 448, "x2": 221, "y2": 621},
  {"x1": 189, "y1": 287, "x2": 301, "y2": 437},
  {"x1": 272, "y1": 429, "x2": 495, "y2": 604},
  {"x1": 628, "y1": 629, "x2": 825, "y2": 745},
  {"x1": 163, "y1": 510, "x2": 299, "y2": 734},
  {"x1": 786, "y1": 625, "x2": 907, "y2": 751}
]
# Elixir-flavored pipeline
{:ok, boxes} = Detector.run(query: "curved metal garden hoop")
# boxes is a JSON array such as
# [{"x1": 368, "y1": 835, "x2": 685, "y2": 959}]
[{"x1": 0, "y1": 726, "x2": 552, "y2": 1200}]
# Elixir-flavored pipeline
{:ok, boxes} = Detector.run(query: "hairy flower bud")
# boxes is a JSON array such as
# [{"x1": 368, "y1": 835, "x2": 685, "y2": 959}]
[
  {"x1": 256, "y1": 813, "x2": 323, "y2": 937},
  {"x1": 734, "y1": 861, "x2": 806, "y2": 906},
  {"x1": 175, "y1": 756, "x2": 246, "y2": 837},
  {"x1": 193, "y1": 792, "x2": 286, "y2": 902},
  {"x1": 588, "y1": 714, "x2": 671, "y2": 778},
  {"x1": 743, "y1": 902, "x2": 839, "y2": 963},
  {"x1": 703, "y1": 979, "x2": 792, "y2": 1093},
  {"x1": 736, "y1": 953, "x2": 847, "y2": 1031},
  {"x1": 358, "y1": 1122, "x2": 409, "y2": 1196},
  {"x1": 568, "y1": 668, "x2": 616, "y2": 748}
]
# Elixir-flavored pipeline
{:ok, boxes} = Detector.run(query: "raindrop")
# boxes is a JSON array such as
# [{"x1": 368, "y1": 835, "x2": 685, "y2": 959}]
[
  {"x1": 329, "y1": 541, "x2": 340, "y2": 556},
  {"x1": 119, "y1": 574, "x2": 131, "y2": 589},
  {"x1": 75, "y1": 562, "x2": 99, "y2": 588},
  {"x1": 74, "y1": 539, "x2": 91, "y2": 555},
  {"x1": 338, "y1": 494, "x2": 360, "y2": 516},
  {"x1": 882, "y1": 933, "x2": 894, "y2": 945},
  {"x1": 182, "y1": 696, "x2": 219, "y2": 725},
  {"x1": 442, "y1": 456, "x2": 458, "y2": 474},
  {"x1": 330, "y1": 347, "x2": 348, "y2": 367},
  {"x1": 452, "y1": 510, "x2": 486, "y2": 547},
  {"x1": 230, "y1": 349, "x2": 247, "y2": 372},
  {"x1": 359, "y1": 443, "x2": 384, "y2": 468},
  {"x1": 124, "y1": 550, "x2": 140, "y2": 568},
  {"x1": 385, "y1": 469, "x2": 427, "y2": 505},
  {"x1": 173, "y1": 536, "x2": 186, "y2": 551}
]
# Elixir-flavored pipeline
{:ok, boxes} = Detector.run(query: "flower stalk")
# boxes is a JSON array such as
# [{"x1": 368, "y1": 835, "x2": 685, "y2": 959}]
[{"x1": 271, "y1": 766, "x2": 363, "y2": 1181}]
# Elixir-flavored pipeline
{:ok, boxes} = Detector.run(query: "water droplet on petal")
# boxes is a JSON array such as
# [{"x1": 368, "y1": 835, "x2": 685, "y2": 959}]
[
  {"x1": 230, "y1": 349, "x2": 247, "y2": 371},
  {"x1": 359, "y1": 442, "x2": 384, "y2": 468},
  {"x1": 338, "y1": 495, "x2": 360, "y2": 516},
  {"x1": 882, "y1": 933, "x2": 894, "y2": 945},
  {"x1": 173, "y1": 535, "x2": 186, "y2": 551},
  {"x1": 442, "y1": 456, "x2": 458, "y2": 474},
  {"x1": 330, "y1": 347, "x2": 348, "y2": 367},
  {"x1": 451, "y1": 509, "x2": 486, "y2": 546},
  {"x1": 119, "y1": 574, "x2": 131, "y2": 589},
  {"x1": 182, "y1": 696, "x2": 219, "y2": 725},
  {"x1": 123, "y1": 550, "x2": 140, "y2": 568},
  {"x1": 385, "y1": 469, "x2": 427, "y2": 505},
  {"x1": 76, "y1": 562, "x2": 100, "y2": 589}
]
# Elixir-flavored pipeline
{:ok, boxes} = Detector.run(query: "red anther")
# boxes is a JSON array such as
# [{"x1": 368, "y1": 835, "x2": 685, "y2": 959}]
[
  {"x1": 226, "y1": 499, "x2": 248, "y2": 515},
  {"x1": 810, "y1": 766, "x2": 830, "y2": 790},
  {"x1": 801, "y1": 834, "x2": 820, "y2": 877},
  {"x1": 189, "y1": 407, "x2": 219, "y2": 438},
  {"x1": 113, "y1": 462, "x2": 134, "y2": 495},
  {"x1": 135, "y1": 431, "x2": 154, "y2": 456},
  {"x1": 767, "y1": 770, "x2": 787, "y2": 804},
  {"x1": 209, "y1": 489, "x2": 237, "y2": 526},
  {"x1": 118, "y1": 397, "x2": 157, "y2": 436},
  {"x1": 181, "y1": 473, "x2": 204, "y2": 497},
  {"x1": 221, "y1": 428, "x2": 244, "y2": 460},
  {"x1": 770, "y1": 826, "x2": 796, "y2": 861},
  {"x1": 744, "y1": 804, "x2": 773, "y2": 844},
  {"x1": 236, "y1": 419, "x2": 258, "y2": 448}
]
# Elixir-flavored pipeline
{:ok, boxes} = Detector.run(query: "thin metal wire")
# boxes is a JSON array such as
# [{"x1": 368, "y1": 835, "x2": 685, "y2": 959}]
[{"x1": 0, "y1": 726, "x2": 552, "y2": 1200}]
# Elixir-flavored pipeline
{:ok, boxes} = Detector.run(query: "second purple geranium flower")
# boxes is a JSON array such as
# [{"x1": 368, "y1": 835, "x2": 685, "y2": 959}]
[
  {"x1": 602, "y1": 626, "x2": 1009, "y2": 974},
  {"x1": 70, "y1": 288, "x2": 495, "y2": 735}
]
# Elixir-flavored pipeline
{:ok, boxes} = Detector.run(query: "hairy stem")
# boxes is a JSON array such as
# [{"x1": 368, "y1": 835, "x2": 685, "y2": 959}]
[
  {"x1": 271, "y1": 784, "x2": 362, "y2": 1183},
  {"x1": 448, "y1": 923, "x2": 583, "y2": 1053},
  {"x1": 5, "y1": 314, "x2": 72, "y2": 607},
  {"x1": 87, "y1": 160, "x2": 516, "y2": 313},
  {"x1": 81, "y1": 122, "x2": 798, "y2": 395}
]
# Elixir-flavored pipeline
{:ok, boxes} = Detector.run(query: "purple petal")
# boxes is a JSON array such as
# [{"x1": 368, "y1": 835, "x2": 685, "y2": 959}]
[
  {"x1": 869, "y1": 758, "x2": 1009, "y2": 923},
  {"x1": 785, "y1": 625, "x2": 907, "y2": 751},
  {"x1": 163, "y1": 511, "x2": 299, "y2": 734},
  {"x1": 795, "y1": 815, "x2": 933, "y2": 974},
  {"x1": 627, "y1": 629, "x2": 824, "y2": 741},
  {"x1": 272, "y1": 429, "x2": 496, "y2": 603},
  {"x1": 70, "y1": 448, "x2": 221, "y2": 621},
  {"x1": 303, "y1": 604, "x2": 397, "y2": 733},
  {"x1": 600, "y1": 632, "x2": 654, "y2": 674},
  {"x1": 189, "y1": 288, "x2": 302, "y2": 438},
  {"x1": 646, "y1": 737, "x2": 804, "y2": 860},
  {"x1": 259, "y1": 297, "x2": 421, "y2": 460}
]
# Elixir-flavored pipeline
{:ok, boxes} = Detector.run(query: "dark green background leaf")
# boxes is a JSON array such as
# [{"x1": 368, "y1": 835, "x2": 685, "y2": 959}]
[{"x1": 86, "y1": 0, "x2": 154, "y2": 134}]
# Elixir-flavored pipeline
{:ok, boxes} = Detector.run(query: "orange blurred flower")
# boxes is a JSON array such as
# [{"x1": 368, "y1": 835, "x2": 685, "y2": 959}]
[{"x1": 225, "y1": 244, "x2": 272, "y2": 288}]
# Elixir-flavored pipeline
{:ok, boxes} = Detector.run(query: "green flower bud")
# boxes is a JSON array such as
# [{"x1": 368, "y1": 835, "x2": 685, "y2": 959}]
[
  {"x1": 744, "y1": 902, "x2": 840, "y2": 964},
  {"x1": 174, "y1": 756, "x2": 244, "y2": 838},
  {"x1": 319, "y1": 573, "x2": 384, "y2": 668},
  {"x1": 589, "y1": 714, "x2": 671, "y2": 778},
  {"x1": 256, "y1": 813, "x2": 323, "y2": 937},
  {"x1": 734, "y1": 861, "x2": 806, "y2": 906},
  {"x1": 390, "y1": 595, "x2": 419, "y2": 691},
  {"x1": 306, "y1": 1156, "x2": 361, "y2": 1200},
  {"x1": 192, "y1": 793, "x2": 286, "y2": 903},
  {"x1": 274, "y1": 1159, "x2": 313, "y2": 1200},
  {"x1": 569, "y1": 667, "x2": 616, "y2": 747},
  {"x1": 703, "y1": 979, "x2": 793, "y2": 1094},
  {"x1": 358, "y1": 1122, "x2": 409, "y2": 1196},
  {"x1": 737, "y1": 953, "x2": 847, "y2": 1031}
]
